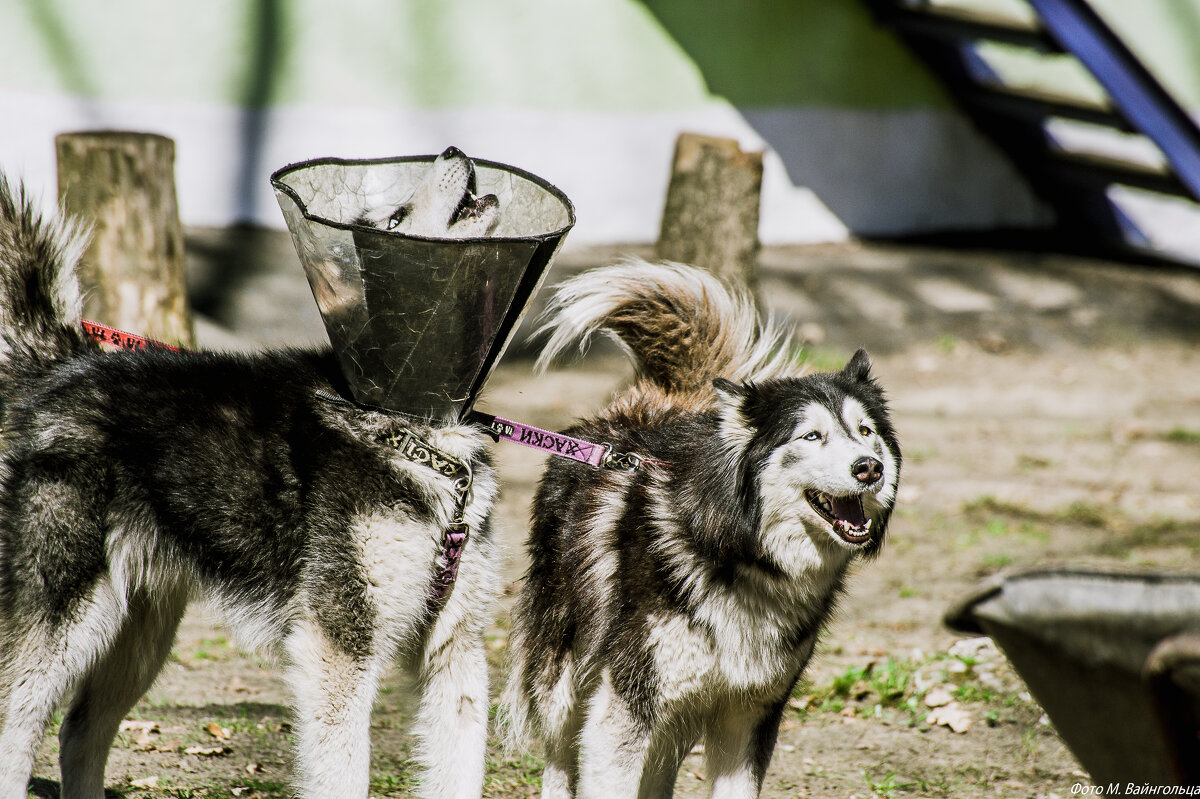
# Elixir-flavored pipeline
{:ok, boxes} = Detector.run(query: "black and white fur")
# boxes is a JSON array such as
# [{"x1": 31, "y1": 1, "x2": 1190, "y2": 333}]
[
  {"x1": 0, "y1": 176, "x2": 500, "y2": 799},
  {"x1": 355, "y1": 146, "x2": 501, "y2": 238},
  {"x1": 502, "y1": 261, "x2": 900, "y2": 798}
]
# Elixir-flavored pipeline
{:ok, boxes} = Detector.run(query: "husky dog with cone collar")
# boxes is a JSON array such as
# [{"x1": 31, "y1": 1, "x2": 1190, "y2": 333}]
[
  {"x1": 503, "y1": 261, "x2": 900, "y2": 798},
  {"x1": 0, "y1": 176, "x2": 499, "y2": 799},
  {"x1": 355, "y1": 145, "x2": 501, "y2": 238}
]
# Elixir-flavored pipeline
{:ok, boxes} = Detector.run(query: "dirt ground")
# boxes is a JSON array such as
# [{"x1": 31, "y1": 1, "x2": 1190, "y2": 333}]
[{"x1": 25, "y1": 239, "x2": 1200, "y2": 798}]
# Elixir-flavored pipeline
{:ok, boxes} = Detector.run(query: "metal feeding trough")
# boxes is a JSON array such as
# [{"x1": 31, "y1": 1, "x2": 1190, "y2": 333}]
[
  {"x1": 271, "y1": 154, "x2": 574, "y2": 420},
  {"x1": 946, "y1": 567, "x2": 1200, "y2": 786}
]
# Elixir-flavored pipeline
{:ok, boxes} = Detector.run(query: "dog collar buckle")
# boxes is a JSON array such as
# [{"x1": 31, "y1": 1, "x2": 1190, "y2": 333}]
[{"x1": 599, "y1": 444, "x2": 641, "y2": 471}]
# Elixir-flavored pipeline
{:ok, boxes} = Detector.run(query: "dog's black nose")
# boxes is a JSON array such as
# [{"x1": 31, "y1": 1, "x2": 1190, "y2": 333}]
[
  {"x1": 440, "y1": 146, "x2": 465, "y2": 160},
  {"x1": 852, "y1": 456, "x2": 884, "y2": 484}
]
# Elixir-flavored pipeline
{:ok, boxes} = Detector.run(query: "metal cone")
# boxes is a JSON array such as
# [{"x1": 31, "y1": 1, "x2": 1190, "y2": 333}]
[{"x1": 272, "y1": 155, "x2": 574, "y2": 420}]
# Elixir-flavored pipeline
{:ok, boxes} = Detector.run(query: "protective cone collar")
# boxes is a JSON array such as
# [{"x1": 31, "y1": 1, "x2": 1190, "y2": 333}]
[{"x1": 272, "y1": 155, "x2": 575, "y2": 420}]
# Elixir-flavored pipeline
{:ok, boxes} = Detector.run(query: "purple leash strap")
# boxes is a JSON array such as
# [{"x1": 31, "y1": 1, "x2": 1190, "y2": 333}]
[
  {"x1": 469, "y1": 412, "x2": 606, "y2": 467},
  {"x1": 468, "y1": 412, "x2": 671, "y2": 471}
]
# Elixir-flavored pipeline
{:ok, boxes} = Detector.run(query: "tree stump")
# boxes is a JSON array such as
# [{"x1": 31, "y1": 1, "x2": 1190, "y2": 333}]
[
  {"x1": 56, "y1": 131, "x2": 195, "y2": 348},
  {"x1": 656, "y1": 132, "x2": 764, "y2": 292}
]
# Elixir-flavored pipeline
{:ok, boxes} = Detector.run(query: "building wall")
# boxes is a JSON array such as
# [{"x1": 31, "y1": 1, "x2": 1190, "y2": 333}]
[{"x1": 8, "y1": 0, "x2": 1191, "y2": 244}]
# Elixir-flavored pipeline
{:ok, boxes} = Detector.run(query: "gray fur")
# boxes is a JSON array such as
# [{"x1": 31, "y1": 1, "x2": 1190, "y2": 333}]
[{"x1": 0, "y1": 175, "x2": 500, "y2": 799}]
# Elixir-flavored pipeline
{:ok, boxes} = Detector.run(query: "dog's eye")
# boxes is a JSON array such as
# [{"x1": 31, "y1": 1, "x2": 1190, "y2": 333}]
[
  {"x1": 859, "y1": 425, "x2": 873, "y2": 437},
  {"x1": 386, "y1": 206, "x2": 410, "y2": 230},
  {"x1": 802, "y1": 431, "x2": 822, "y2": 442}
]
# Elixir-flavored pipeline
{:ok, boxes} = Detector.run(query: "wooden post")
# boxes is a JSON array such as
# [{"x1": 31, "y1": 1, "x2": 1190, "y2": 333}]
[
  {"x1": 656, "y1": 132, "x2": 764, "y2": 292},
  {"x1": 56, "y1": 131, "x2": 194, "y2": 348}
]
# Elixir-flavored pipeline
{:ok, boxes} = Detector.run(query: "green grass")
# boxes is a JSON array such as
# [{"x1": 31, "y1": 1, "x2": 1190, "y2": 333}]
[
  {"x1": 1162, "y1": 426, "x2": 1200, "y2": 445},
  {"x1": 866, "y1": 770, "x2": 919, "y2": 798},
  {"x1": 793, "y1": 648, "x2": 1042, "y2": 731},
  {"x1": 962, "y1": 495, "x2": 1199, "y2": 556},
  {"x1": 484, "y1": 753, "x2": 544, "y2": 796}
]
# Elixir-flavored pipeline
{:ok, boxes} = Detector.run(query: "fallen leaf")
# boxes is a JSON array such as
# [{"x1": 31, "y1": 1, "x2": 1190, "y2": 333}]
[
  {"x1": 184, "y1": 744, "x2": 229, "y2": 757},
  {"x1": 923, "y1": 685, "x2": 955, "y2": 708},
  {"x1": 206, "y1": 722, "x2": 232, "y2": 740},
  {"x1": 926, "y1": 702, "x2": 972, "y2": 733},
  {"x1": 130, "y1": 777, "x2": 159, "y2": 789},
  {"x1": 120, "y1": 720, "x2": 161, "y2": 751}
]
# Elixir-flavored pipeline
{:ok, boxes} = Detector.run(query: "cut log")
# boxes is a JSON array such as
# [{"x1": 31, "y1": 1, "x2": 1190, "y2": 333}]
[
  {"x1": 56, "y1": 131, "x2": 194, "y2": 348},
  {"x1": 656, "y1": 132, "x2": 763, "y2": 292}
]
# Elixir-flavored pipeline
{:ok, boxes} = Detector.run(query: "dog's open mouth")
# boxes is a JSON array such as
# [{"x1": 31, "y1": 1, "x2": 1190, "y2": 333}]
[{"x1": 805, "y1": 489, "x2": 873, "y2": 545}]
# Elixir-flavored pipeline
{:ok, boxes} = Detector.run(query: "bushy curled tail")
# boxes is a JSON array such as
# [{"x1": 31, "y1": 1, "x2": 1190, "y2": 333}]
[
  {"x1": 535, "y1": 259, "x2": 800, "y2": 393},
  {"x1": 0, "y1": 174, "x2": 89, "y2": 387}
]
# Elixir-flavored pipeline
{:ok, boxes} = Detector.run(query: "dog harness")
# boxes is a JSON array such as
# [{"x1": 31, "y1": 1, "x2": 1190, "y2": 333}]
[
  {"x1": 81, "y1": 320, "x2": 669, "y2": 604},
  {"x1": 375, "y1": 423, "x2": 474, "y2": 607}
]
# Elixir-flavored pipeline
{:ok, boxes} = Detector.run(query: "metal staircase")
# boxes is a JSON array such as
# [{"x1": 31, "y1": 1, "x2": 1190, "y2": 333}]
[{"x1": 864, "y1": 0, "x2": 1200, "y2": 262}]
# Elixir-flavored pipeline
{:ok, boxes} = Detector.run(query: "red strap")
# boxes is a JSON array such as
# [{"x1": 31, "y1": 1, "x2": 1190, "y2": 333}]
[{"x1": 81, "y1": 320, "x2": 183, "y2": 353}]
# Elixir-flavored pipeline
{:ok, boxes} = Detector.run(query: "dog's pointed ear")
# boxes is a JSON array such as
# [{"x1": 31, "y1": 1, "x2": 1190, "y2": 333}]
[
  {"x1": 713, "y1": 377, "x2": 748, "y2": 403},
  {"x1": 842, "y1": 349, "x2": 873, "y2": 383}
]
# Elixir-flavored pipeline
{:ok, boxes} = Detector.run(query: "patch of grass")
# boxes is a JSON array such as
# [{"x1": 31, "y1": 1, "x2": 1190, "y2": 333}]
[
  {"x1": 962, "y1": 494, "x2": 1200, "y2": 556},
  {"x1": 1059, "y1": 501, "x2": 1113, "y2": 528},
  {"x1": 953, "y1": 682, "x2": 999, "y2": 704},
  {"x1": 793, "y1": 647, "x2": 1043, "y2": 732},
  {"x1": 830, "y1": 663, "x2": 871, "y2": 698},
  {"x1": 866, "y1": 770, "x2": 919, "y2": 798},
  {"x1": 371, "y1": 768, "x2": 419, "y2": 796},
  {"x1": 193, "y1": 636, "x2": 232, "y2": 661},
  {"x1": 797, "y1": 658, "x2": 921, "y2": 721},
  {"x1": 485, "y1": 753, "x2": 544, "y2": 796},
  {"x1": 866, "y1": 769, "x2": 958, "y2": 797},
  {"x1": 1092, "y1": 516, "x2": 1200, "y2": 555},
  {"x1": 869, "y1": 659, "x2": 915, "y2": 707},
  {"x1": 1162, "y1": 426, "x2": 1200, "y2": 445},
  {"x1": 980, "y1": 552, "x2": 1013, "y2": 569},
  {"x1": 962, "y1": 496, "x2": 1110, "y2": 529}
]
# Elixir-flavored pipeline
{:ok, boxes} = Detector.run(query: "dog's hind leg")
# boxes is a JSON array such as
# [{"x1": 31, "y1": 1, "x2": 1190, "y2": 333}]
[
  {"x1": 58, "y1": 587, "x2": 187, "y2": 799},
  {"x1": 539, "y1": 702, "x2": 582, "y2": 799},
  {"x1": 702, "y1": 698, "x2": 788, "y2": 799},
  {"x1": 412, "y1": 626, "x2": 489, "y2": 799},
  {"x1": 283, "y1": 618, "x2": 383, "y2": 799},
  {"x1": 638, "y1": 721, "x2": 702, "y2": 799},
  {"x1": 575, "y1": 671, "x2": 652, "y2": 799},
  {"x1": 0, "y1": 581, "x2": 126, "y2": 799}
]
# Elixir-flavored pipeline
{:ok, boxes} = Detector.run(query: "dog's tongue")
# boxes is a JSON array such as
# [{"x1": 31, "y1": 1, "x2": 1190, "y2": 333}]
[{"x1": 830, "y1": 496, "x2": 867, "y2": 527}]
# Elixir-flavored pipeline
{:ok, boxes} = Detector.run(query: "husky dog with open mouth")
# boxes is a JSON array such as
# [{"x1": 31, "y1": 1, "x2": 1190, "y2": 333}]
[
  {"x1": 0, "y1": 176, "x2": 500, "y2": 799},
  {"x1": 356, "y1": 145, "x2": 501, "y2": 238},
  {"x1": 502, "y1": 260, "x2": 900, "y2": 798}
]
